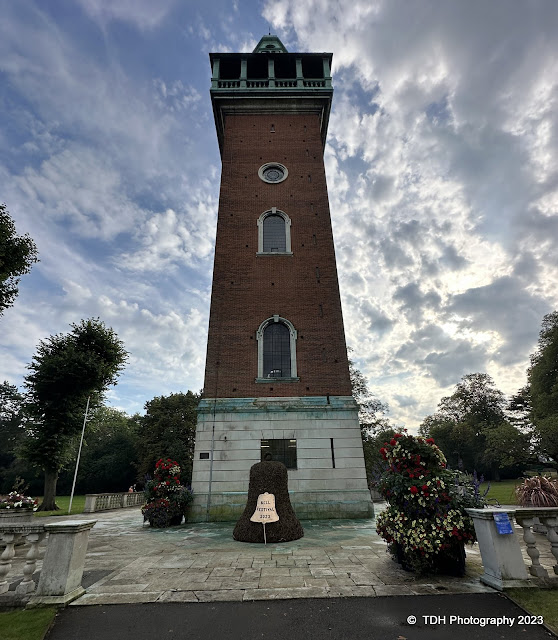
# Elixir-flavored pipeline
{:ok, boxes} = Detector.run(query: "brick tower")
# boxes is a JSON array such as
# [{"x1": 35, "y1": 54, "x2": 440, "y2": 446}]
[{"x1": 190, "y1": 35, "x2": 372, "y2": 521}]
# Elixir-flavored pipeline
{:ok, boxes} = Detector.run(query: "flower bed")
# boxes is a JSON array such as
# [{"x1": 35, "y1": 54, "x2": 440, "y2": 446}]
[
  {"x1": 375, "y1": 433, "x2": 483, "y2": 575},
  {"x1": 142, "y1": 458, "x2": 193, "y2": 528},
  {"x1": 0, "y1": 491, "x2": 37, "y2": 511}
]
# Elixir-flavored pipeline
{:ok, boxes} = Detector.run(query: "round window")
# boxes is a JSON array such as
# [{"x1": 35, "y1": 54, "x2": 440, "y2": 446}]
[{"x1": 258, "y1": 162, "x2": 288, "y2": 184}]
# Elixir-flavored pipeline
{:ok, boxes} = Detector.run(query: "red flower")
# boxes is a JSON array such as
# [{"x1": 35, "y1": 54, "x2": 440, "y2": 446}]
[
  {"x1": 422, "y1": 485, "x2": 428, "y2": 491},
  {"x1": 426, "y1": 438, "x2": 435, "y2": 444},
  {"x1": 410, "y1": 486, "x2": 418, "y2": 494},
  {"x1": 394, "y1": 433, "x2": 402, "y2": 438},
  {"x1": 390, "y1": 439, "x2": 397, "y2": 446}
]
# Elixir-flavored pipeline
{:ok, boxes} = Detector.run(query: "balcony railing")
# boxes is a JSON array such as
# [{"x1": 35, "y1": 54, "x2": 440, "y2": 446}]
[{"x1": 213, "y1": 77, "x2": 331, "y2": 90}]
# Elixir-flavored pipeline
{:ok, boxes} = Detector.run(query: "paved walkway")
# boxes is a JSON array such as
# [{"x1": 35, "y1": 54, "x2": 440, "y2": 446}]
[
  {"x1": 7, "y1": 504, "x2": 494, "y2": 605},
  {"x1": 5, "y1": 504, "x2": 556, "y2": 606}
]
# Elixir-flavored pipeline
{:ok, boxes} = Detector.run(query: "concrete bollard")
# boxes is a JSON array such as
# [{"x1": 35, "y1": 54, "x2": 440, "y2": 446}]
[
  {"x1": 465, "y1": 508, "x2": 530, "y2": 590},
  {"x1": 29, "y1": 520, "x2": 96, "y2": 606}
]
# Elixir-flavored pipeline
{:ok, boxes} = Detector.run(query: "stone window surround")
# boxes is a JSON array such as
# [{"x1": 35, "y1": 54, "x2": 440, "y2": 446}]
[
  {"x1": 258, "y1": 162, "x2": 289, "y2": 184},
  {"x1": 255, "y1": 314, "x2": 299, "y2": 383},
  {"x1": 256, "y1": 207, "x2": 293, "y2": 256}
]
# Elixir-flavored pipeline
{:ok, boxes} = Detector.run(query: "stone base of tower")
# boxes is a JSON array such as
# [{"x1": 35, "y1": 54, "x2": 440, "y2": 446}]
[{"x1": 190, "y1": 396, "x2": 373, "y2": 522}]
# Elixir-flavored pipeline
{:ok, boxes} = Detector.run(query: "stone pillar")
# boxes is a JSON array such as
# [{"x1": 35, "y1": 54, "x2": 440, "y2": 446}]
[
  {"x1": 29, "y1": 520, "x2": 96, "y2": 606},
  {"x1": 296, "y1": 58, "x2": 303, "y2": 87},
  {"x1": 466, "y1": 509, "x2": 530, "y2": 590},
  {"x1": 240, "y1": 58, "x2": 247, "y2": 88},
  {"x1": 83, "y1": 495, "x2": 97, "y2": 513}
]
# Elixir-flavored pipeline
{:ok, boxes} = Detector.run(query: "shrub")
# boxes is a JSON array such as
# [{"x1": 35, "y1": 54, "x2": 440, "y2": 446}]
[{"x1": 515, "y1": 476, "x2": 558, "y2": 507}]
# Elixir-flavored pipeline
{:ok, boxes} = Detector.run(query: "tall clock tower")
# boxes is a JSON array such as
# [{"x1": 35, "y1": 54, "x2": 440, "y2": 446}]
[{"x1": 190, "y1": 35, "x2": 372, "y2": 521}]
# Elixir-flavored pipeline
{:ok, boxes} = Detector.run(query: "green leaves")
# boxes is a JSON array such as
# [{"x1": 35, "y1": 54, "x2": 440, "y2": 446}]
[
  {"x1": 0, "y1": 203, "x2": 39, "y2": 317},
  {"x1": 420, "y1": 373, "x2": 530, "y2": 477},
  {"x1": 135, "y1": 391, "x2": 200, "y2": 485},
  {"x1": 527, "y1": 311, "x2": 558, "y2": 462},
  {"x1": 22, "y1": 318, "x2": 127, "y2": 473}
]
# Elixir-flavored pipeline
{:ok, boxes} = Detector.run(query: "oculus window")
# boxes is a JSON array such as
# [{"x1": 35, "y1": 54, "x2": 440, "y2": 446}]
[
  {"x1": 261, "y1": 439, "x2": 297, "y2": 469},
  {"x1": 258, "y1": 162, "x2": 288, "y2": 184}
]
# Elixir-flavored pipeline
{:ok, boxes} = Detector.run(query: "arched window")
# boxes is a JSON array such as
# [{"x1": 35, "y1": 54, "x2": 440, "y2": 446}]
[
  {"x1": 257, "y1": 208, "x2": 292, "y2": 255},
  {"x1": 263, "y1": 322, "x2": 290, "y2": 377},
  {"x1": 255, "y1": 315, "x2": 299, "y2": 382},
  {"x1": 263, "y1": 215, "x2": 286, "y2": 252}
]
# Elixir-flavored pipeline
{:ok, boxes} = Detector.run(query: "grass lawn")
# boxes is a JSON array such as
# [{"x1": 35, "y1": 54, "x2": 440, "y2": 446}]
[
  {"x1": 480, "y1": 479, "x2": 520, "y2": 505},
  {"x1": 0, "y1": 608, "x2": 56, "y2": 640},
  {"x1": 32, "y1": 495, "x2": 86, "y2": 518},
  {"x1": 507, "y1": 589, "x2": 558, "y2": 635}
]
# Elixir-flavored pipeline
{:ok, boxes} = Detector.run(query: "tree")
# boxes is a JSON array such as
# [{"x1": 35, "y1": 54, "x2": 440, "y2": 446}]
[
  {"x1": 437, "y1": 373, "x2": 507, "y2": 427},
  {"x1": 22, "y1": 318, "x2": 128, "y2": 510},
  {"x1": 528, "y1": 311, "x2": 558, "y2": 463},
  {"x1": 0, "y1": 203, "x2": 39, "y2": 317},
  {"x1": 0, "y1": 382, "x2": 25, "y2": 492},
  {"x1": 348, "y1": 351, "x2": 393, "y2": 484},
  {"x1": 71, "y1": 406, "x2": 139, "y2": 494},
  {"x1": 348, "y1": 351, "x2": 390, "y2": 433},
  {"x1": 420, "y1": 373, "x2": 529, "y2": 479},
  {"x1": 135, "y1": 391, "x2": 200, "y2": 486}
]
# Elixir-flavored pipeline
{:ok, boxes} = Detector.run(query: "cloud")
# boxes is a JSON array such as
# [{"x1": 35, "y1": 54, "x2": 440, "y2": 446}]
[
  {"x1": 2, "y1": 1, "x2": 558, "y2": 433},
  {"x1": 263, "y1": 0, "x2": 558, "y2": 428},
  {"x1": 76, "y1": 0, "x2": 177, "y2": 31},
  {"x1": 447, "y1": 276, "x2": 550, "y2": 365}
]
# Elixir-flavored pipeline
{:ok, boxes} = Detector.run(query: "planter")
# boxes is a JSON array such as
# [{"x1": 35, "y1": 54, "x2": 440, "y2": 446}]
[
  {"x1": 0, "y1": 509, "x2": 34, "y2": 525},
  {"x1": 435, "y1": 541, "x2": 466, "y2": 577},
  {"x1": 147, "y1": 513, "x2": 184, "y2": 528},
  {"x1": 392, "y1": 540, "x2": 466, "y2": 577}
]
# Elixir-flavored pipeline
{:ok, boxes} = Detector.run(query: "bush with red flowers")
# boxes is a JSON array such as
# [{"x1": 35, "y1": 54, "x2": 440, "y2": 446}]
[
  {"x1": 142, "y1": 458, "x2": 193, "y2": 528},
  {"x1": 376, "y1": 433, "x2": 480, "y2": 575}
]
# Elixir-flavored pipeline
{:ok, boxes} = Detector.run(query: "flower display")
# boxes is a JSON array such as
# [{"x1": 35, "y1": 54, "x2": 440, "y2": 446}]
[
  {"x1": 142, "y1": 458, "x2": 193, "y2": 528},
  {"x1": 0, "y1": 492, "x2": 37, "y2": 510},
  {"x1": 376, "y1": 433, "x2": 479, "y2": 574}
]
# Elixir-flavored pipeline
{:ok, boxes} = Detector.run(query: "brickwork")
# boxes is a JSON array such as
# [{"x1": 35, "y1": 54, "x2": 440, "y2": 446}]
[{"x1": 203, "y1": 112, "x2": 352, "y2": 398}]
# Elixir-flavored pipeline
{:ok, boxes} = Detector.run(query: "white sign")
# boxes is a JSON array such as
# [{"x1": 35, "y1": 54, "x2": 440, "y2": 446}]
[
  {"x1": 250, "y1": 492, "x2": 279, "y2": 523},
  {"x1": 250, "y1": 492, "x2": 279, "y2": 544}
]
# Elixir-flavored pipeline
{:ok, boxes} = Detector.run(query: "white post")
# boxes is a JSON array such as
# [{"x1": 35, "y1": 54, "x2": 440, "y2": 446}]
[{"x1": 68, "y1": 396, "x2": 90, "y2": 514}]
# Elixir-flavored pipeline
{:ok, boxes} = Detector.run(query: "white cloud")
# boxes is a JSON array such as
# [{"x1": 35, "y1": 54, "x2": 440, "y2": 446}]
[
  {"x1": 76, "y1": 0, "x2": 177, "y2": 31},
  {"x1": 2, "y1": 0, "x2": 558, "y2": 432},
  {"x1": 264, "y1": 0, "x2": 558, "y2": 427}
]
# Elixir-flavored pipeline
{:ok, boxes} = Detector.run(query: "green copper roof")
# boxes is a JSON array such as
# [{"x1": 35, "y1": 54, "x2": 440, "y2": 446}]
[{"x1": 253, "y1": 35, "x2": 288, "y2": 54}]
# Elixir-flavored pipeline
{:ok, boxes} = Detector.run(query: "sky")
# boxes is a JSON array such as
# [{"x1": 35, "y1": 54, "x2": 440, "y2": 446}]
[{"x1": 1, "y1": 0, "x2": 558, "y2": 430}]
